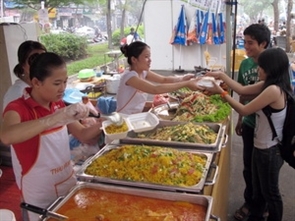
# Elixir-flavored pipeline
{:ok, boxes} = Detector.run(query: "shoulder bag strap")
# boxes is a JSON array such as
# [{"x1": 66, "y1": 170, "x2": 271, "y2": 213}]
[{"x1": 262, "y1": 106, "x2": 278, "y2": 141}]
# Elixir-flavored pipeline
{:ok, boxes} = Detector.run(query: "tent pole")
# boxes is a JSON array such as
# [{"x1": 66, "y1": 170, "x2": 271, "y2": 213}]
[
  {"x1": 231, "y1": 0, "x2": 238, "y2": 82},
  {"x1": 225, "y1": 0, "x2": 232, "y2": 77}
]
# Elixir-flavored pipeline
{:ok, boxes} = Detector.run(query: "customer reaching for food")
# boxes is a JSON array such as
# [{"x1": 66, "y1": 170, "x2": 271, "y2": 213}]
[
  {"x1": 116, "y1": 41, "x2": 203, "y2": 115},
  {"x1": 1, "y1": 52, "x2": 103, "y2": 221}
]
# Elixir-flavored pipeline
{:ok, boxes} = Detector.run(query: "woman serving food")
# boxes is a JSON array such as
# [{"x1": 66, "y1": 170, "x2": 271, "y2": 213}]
[{"x1": 116, "y1": 41, "x2": 204, "y2": 115}]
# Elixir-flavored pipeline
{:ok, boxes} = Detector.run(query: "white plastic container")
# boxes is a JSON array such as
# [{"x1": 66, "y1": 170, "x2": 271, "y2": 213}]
[
  {"x1": 105, "y1": 74, "x2": 121, "y2": 94},
  {"x1": 102, "y1": 119, "x2": 130, "y2": 140},
  {"x1": 0, "y1": 209, "x2": 16, "y2": 221},
  {"x1": 126, "y1": 112, "x2": 159, "y2": 133}
]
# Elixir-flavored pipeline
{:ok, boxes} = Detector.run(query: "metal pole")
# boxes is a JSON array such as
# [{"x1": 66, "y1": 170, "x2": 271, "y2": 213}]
[
  {"x1": 225, "y1": 0, "x2": 232, "y2": 76},
  {"x1": 231, "y1": 0, "x2": 238, "y2": 81}
]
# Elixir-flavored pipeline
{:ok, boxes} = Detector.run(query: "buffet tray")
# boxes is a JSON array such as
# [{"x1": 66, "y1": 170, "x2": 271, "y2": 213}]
[
  {"x1": 120, "y1": 121, "x2": 225, "y2": 153},
  {"x1": 42, "y1": 182, "x2": 219, "y2": 221},
  {"x1": 76, "y1": 143, "x2": 217, "y2": 193},
  {"x1": 150, "y1": 102, "x2": 179, "y2": 120}
]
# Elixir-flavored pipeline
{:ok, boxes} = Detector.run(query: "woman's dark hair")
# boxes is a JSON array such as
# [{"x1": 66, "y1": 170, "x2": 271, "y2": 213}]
[
  {"x1": 243, "y1": 24, "x2": 271, "y2": 48},
  {"x1": 120, "y1": 41, "x2": 149, "y2": 65},
  {"x1": 28, "y1": 52, "x2": 66, "y2": 82},
  {"x1": 258, "y1": 47, "x2": 292, "y2": 94},
  {"x1": 13, "y1": 40, "x2": 47, "y2": 78}
]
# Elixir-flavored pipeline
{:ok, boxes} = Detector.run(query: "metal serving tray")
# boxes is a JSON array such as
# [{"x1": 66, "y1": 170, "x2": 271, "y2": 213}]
[
  {"x1": 120, "y1": 121, "x2": 225, "y2": 153},
  {"x1": 150, "y1": 102, "x2": 179, "y2": 120},
  {"x1": 41, "y1": 182, "x2": 220, "y2": 221},
  {"x1": 76, "y1": 144, "x2": 218, "y2": 193}
]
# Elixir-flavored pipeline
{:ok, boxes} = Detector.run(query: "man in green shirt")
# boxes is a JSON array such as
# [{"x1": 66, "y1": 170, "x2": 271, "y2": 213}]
[{"x1": 234, "y1": 24, "x2": 271, "y2": 221}]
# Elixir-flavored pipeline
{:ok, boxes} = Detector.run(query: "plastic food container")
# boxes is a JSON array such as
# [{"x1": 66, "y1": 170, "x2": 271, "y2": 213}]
[
  {"x1": 126, "y1": 112, "x2": 159, "y2": 133},
  {"x1": 78, "y1": 69, "x2": 95, "y2": 82},
  {"x1": 102, "y1": 119, "x2": 130, "y2": 140}
]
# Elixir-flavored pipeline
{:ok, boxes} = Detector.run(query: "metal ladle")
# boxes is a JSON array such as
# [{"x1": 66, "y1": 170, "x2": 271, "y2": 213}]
[{"x1": 100, "y1": 112, "x2": 124, "y2": 126}]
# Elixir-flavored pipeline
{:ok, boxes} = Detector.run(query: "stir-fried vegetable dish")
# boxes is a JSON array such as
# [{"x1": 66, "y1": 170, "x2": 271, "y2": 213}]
[
  {"x1": 172, "y1": 91, "x2": 231, "y2": 122},
  {"x1": 137, "y1": 122, "x2": 217, "y2": 144}
]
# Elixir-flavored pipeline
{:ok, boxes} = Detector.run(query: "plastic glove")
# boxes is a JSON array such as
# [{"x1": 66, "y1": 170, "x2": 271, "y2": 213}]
[{"x1": 40, "y1": 103, "x2": 90, "y2": 128}]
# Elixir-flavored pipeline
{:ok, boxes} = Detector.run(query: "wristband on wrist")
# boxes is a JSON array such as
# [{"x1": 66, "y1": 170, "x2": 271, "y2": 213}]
[{"x1": 220, "y1": 91, "x2": 228, "y2": 98}]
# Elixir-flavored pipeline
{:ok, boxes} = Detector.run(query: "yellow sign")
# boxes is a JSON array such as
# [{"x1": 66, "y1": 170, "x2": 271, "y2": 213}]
[{"x1": 34, "y1": 8, "x2": 56, "y2": 20}]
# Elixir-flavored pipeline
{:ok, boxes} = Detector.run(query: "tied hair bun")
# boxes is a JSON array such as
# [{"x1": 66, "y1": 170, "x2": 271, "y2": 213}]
[
  {"x1": 13, "y1": 63, "x2": 24, "y2": 78},
  {"x1": 120, "y1": 44, "x2": 128, "y2": 57},
  {"x1": 27, "y1": 52, "x2": 42, "y2": 66}
]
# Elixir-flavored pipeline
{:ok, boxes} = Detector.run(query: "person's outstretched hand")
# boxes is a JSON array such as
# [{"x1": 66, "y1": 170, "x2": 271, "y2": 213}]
[
  {"x1": 182, "y1": 73, "x2": 195, "y2": 81},
  {"x1": 205, "y1": 71, "x2": 225, "y2": 80},
  {"x1": 186, "y1": 78, "x2": 204, "y2": 91},
  {"x1": 202, "y1": 81, "x2": 224, "y2": 95},
  {"x1": 40, "y1": 103, "x2": 90, "y2": 128}
]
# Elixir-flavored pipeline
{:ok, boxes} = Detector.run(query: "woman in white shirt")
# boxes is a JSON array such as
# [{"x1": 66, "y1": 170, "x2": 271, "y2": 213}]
[
  {"x1": 116, "y1": 41, "x2": 203, "y2": 115},
  {"x1": 204, "y1": 47, "x2": 291, "y2": 221},
  {"x1": 3, "y1": 40, "x2": 47, "y2": 110}
]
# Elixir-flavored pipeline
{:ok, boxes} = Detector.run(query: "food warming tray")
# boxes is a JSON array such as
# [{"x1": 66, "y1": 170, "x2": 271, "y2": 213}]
[
  {"x1": 41, "y1": 182, "x2": 220, "y2": 221},
  {"x1": 120, "y1": 120, "x2": 225, "y2": 153},
  {"x1": 76, "y1": 144, "x2": 218, "y2": 193}
]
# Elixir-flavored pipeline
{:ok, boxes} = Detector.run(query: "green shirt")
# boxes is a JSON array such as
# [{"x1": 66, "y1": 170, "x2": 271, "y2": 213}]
[{"x1": 237, "y1": 57, "x2": 258, "y2": 128}]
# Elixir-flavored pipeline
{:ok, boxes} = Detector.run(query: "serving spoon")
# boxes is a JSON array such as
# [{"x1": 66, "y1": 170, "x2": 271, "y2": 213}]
[{"x1": 100, "y1": 112, "x2": 124, "y2": 126}]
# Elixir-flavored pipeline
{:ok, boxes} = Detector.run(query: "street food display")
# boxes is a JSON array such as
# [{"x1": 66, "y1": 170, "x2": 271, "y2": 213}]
[
  {"x1": 45, "y1": 183, "x2": 214, "y2": 221},
  {"x1": 77, "y1": 144, "x2": 215, "y2": 193},
  {"x1": 120, "y1": 121, "x2": 224, "y2": 152},
  {"x1": 137, "y1": 122, "x2": 218, "y2": 144},
  {"x1": 85, "y1": 145, "x2": 207, "y2": 186},
  {"x1": 154, "y1": 91, "x2": 231, "y2": 122}
]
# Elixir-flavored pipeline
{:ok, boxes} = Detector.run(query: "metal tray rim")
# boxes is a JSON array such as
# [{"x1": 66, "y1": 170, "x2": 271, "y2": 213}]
[
  {"x1": 42, "y1": 182, "x2": 214, "y2": 221},
  {"x1": 76, "y1": 144, "x2": 214, "y2": 193},
  {"x1": 120, "y1": 121, "x2": 225, "y2": 153}
]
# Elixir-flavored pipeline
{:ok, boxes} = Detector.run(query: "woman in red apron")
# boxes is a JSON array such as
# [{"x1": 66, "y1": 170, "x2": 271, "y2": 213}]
[{"x1": 1, "y1": 52, "x2": 103, "y2": 221}]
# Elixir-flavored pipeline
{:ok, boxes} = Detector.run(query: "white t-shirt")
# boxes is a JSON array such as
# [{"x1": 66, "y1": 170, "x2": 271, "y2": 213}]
[
  {"x1": 3, "y1": 79, "x2": 29, "y2": 110},
  {"x1": 116, "y1": 70, "x2": 148, "y2": 115}
]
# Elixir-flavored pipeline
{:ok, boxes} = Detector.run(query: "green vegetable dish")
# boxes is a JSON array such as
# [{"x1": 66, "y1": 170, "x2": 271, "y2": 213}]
[{"x1": 172, "y1": 91, "x2": 231, "y2": 122}]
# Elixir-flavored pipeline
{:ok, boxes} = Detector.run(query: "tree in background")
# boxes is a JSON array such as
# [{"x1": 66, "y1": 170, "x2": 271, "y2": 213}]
[{"x1": 286, "y1": 0, "x2": 293, "y2": 52}]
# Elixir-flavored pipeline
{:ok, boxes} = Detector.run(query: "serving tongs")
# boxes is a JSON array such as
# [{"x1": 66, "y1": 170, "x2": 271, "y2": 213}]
[{"x1": 20, "y1": 202, "x2": 68, "y2": 220}]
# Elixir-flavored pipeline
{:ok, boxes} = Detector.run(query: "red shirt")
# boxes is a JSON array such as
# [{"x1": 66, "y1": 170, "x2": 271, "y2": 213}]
[{"x1": 3, "y1": 88, "x2": 66, "y2": 175}]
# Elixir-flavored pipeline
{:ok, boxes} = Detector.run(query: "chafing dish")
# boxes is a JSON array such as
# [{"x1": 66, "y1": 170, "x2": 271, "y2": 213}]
[
  {"x1": 76, "y1": 144, "x2": 218, "y2": 193},
  {"x1": 42, "y1": 182, "x2": 220, "y2": 221},
  {"x1": 120, "y1": 121, "x2": 226, "y2": 153}
]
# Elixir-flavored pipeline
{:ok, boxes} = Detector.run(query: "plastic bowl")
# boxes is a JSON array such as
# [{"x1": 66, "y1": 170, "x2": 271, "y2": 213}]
[
  {"x1": 102, "y1": 120, "x2": 130, "y2": 140},
  {"x1": 126, "y1": 112, "x2": 159, "y2": 133}
]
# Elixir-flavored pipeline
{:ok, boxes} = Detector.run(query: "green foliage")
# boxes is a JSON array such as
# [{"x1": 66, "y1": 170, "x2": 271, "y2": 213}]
[
  {"x1": 112, "y1": 25, "x2": 144, "y2": 46},
  {"x1": 40, "y1": 33, "x2": 88, "y2": 60},
  {"x1": 66, "y1": 43, "x2": 116, "y2": 75}
]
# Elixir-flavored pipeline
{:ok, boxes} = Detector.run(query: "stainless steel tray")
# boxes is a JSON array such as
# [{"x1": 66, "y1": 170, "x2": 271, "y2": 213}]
[
  {"x1": 76, "y1": 144, "x2": 217, "y2": 193},
  {"x1": 150, "y1": 102, "x2": 179, "y2": 120},
  {"x1": 42, "y1": 182, "x2": 219, "y2": 221},
  {"x1": 120, "y1": 120, "x2": 224, "y2": 152}
]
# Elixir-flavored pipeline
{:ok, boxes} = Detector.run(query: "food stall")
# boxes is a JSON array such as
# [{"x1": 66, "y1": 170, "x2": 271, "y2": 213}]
[
  {"x1": 25, "y1": 1, "x2": 234, "y2": 219},
  {"x1": 34, "y1": 86, "x2": 232, "y2": 220}
]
